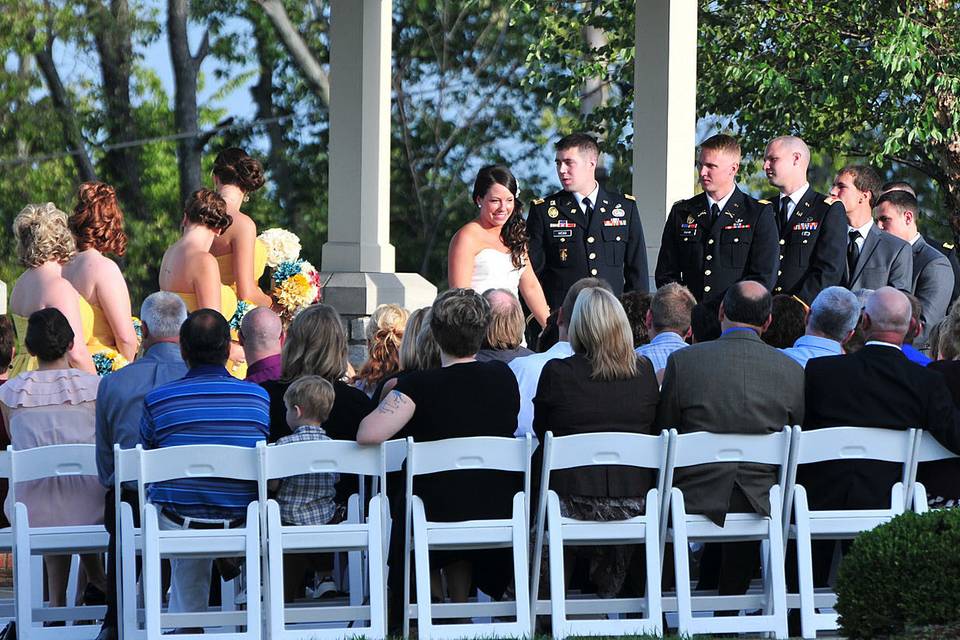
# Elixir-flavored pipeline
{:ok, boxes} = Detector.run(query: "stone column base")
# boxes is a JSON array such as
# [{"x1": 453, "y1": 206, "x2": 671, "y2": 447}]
[{"x1": 319, "y1": 271, "x2": 438, "y2": 367}]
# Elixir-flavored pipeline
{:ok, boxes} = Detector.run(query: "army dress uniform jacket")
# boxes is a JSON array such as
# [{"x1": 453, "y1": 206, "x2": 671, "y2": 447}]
[
  {"x1": 527, "y1": 186, "x2": 648, "y2": 310},
  {"x1": 773, "y1": 187, "x2": 848, "y2": 304},
  {"x1": 655, "y1": 187, "x2": 779, "y2": 303}
]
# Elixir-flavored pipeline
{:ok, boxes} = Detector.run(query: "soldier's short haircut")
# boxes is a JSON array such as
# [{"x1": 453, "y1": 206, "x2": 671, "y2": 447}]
[
  {"x1": 651, "y1": 283, "x2": 697, "y2": 333},
  {"x1": 839, "y1": 164, "x2": 883, "y2": 208},
  {"x1": 556, "y1": 133, "x2": 600, "y2": 160},
  {"x1": 880, "y1": 180, "x2": 916, "y2": 197},
  {"x1": 700, "y1": 134, "x2": 741, "y2": 159},
  {"x1": 874, "y1": 189, "x2": 919, "y2": 215}
]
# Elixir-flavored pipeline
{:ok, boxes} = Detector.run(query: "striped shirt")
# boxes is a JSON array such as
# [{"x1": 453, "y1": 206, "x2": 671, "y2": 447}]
[{"x1": 140, "y1": 364, "x2": 270, "y2": 519}]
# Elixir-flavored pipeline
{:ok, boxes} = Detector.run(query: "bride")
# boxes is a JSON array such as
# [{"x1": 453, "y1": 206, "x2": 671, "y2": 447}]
[{"x1": 447, "y1": 165, "x2": 550, "y2": 328}]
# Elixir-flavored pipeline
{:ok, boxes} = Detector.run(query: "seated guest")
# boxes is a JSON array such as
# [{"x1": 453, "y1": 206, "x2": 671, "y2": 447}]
[
  {"x1": 690, "y1": 302, "x2": 721, "y2": 343},
  {"x1": 842, "y1": 288, "x2": 874, "y2": 353},
  {"x1": 140, "y1": 309, "x2": 269, "y2": 626},
  {"x1": 535, "y1": 308, "x2": 561, "y2": 352},
  {"x1": 354, "y1": 304, "x2": 408, "y2": 397},
  {"x1": 636, "y1": 283, "x2": 696, "y2": 376},
  {"x1": 271, "y1": 375, "x2": 339, "y2": 600},
  {"x1": 802, "y1": 287, "x2": 960, "y2": 588},
  {"x1": 657, "y1": 281, "x2": 804, "y2": 597},
  {"x1": 477, "y1": 289, "x2": 533, "y2": 363},
  {"x1": 762, "y1": 294, "x2": 808, "y2": 349},
  {"x1": 782, "y1": 286, "x2": 860, "y2": 368},
  {"x1": 94, "y1": 292, "x2": 188, "y2": 640},
  {"x1": 0, "y1": 316, "x2": 13, "y2": 529},
  {"x1": 939, "y1": 314, "x2": 959, "y2": 360},
  {"x1": 620, "y1": 290, "x2": 653, "y2": 348},
  {"x1": 510, "y1": 278, "x2": 611, "y2": 438},
  {"x1": 926, "y1": 333, "x2": 960, "y2": 508},
  {"x1": 358, "y1": 288, "x2": 522, "y2": 606},
  {"x1": 373, "y1": 307, "x2": 439, "y2": 402},
  {"x1": 0, "y1": 308, "x2": 107, "y2": 608},
  {"x1": 533, "y1": 286, "x2": 659, "y2": 597},
  {"x1": 240, "y1": 306, "x2": 283, "y2": 384},
  {"x1": 903, "y1": 293, "x2": 933, "y2": 365}
]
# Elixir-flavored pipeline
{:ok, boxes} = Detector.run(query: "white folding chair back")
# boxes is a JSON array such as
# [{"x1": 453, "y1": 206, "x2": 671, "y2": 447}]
[
  {"x1": 259, "y1": 440, "x2": 387, "y2": 640},
  {"x1": 404, "y1": 435, "x2": 532, "y2": 640},
  {"x1": 664, "y1": 428, "x2": 792, "y2": 639},
  {"x1": 788, "y1": 426, "x2": 916, "y2": 639},
  {"x1": 136, "y1": 444, "x2": 261, "y2": 640},
  {"x1": 9, "y1": 444, "x2": 109, "y2": 639},
  {"x1": 0, "y1": 450, "x2": 13, "y2": 623},
  {"x1": 530, "y1": 431, "x2": 667, "y2": 638},
  {"x1": 907, "y1": 430, "x2": 959, "y2": 512},
  {"x1": 113, "y1": 445, "x2": 145, "y2": 639}
]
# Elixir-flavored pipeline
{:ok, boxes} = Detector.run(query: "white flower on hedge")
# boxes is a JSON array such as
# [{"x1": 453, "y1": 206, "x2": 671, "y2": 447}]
[{"x1": 258, "y1": 228, "x2": 302, "y2": 267}]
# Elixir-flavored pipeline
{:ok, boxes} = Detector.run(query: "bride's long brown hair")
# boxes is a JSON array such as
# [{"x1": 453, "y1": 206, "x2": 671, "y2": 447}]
[{"x1": 472, "y1": 165, "x2": 527, "y2": 269}]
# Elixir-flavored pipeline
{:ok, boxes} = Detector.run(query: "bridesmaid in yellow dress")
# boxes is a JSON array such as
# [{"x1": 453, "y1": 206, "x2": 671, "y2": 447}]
[
  {"x1": 159, "y1": 188, "x2": 245, "y2": 369},
  {"x1": 7, "y1": 203, "x2": 96, "y2": 375},
  {"x1": 210, "y1": 148, "x2": 272, "y2": 308},
  {"x1": 62, "y1": 182, "x2": 139, "y2": 364}
]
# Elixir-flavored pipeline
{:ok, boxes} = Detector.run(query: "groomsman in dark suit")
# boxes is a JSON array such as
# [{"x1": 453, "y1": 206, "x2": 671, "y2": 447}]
[
  {"x1": 527, "y1": 133, "x2": 648, "y2": 311},
  {"x1": 875, "y1": 189, "x2": 954, "y2": 347},
  {"x1": 657, "y1": 281, "x2": 804, "y2": 597},
  {"x1": 801, "y1": 287, "x2": 960, "y2": 588},
  {"x1": 828, "y1": 165, "x2": 912, "y2": 291},
  {"x1": 763, "y1": 136, "x2": 848, "y2": 303},
  {"x1": 656, "y1": 134, "x2": 779, "y2": 304}
]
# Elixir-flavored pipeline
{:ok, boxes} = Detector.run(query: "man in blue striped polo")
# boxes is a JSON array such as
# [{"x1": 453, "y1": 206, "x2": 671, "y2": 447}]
[{"x1": 140, "y1": 309, "x2": 269, "y2": 623}]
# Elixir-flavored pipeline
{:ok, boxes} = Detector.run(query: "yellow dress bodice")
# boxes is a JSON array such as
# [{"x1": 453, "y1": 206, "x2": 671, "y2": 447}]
[
  {"x1": 7, "y1": 298, "x2": 95, "y2": 377},
  {"x1": 215, "y1": 238, "x2": 268, "y2": 289},
  {"x1": 170, "y1": 288, "x2": 247, "y2": 379},
  {"x1": 86, "y1": 302, "x2": 113, "y2": 354}
]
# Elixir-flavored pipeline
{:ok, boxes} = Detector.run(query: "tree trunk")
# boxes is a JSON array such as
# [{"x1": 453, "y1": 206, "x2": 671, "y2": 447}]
[
  {"x1": 168, "y1": 0, "x2": 208, "y2": 207},
  {"x1": 33, "y1": 43, "x2": 97, "y2": 182},
  {"x1": 90, "y1": 0, "x2": 147, "y2": 218},
  {"x1": 581, "y1": 24, "x2": 609, "y2": 117},
  {"x1": 254, "y1": 0, "x2": 330, "y2": 107}
]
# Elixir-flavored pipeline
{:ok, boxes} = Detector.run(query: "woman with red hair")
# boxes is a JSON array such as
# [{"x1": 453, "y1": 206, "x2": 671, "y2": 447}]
[{"x1": 63, "y1": 182, "x2": 139, "y2": 363}]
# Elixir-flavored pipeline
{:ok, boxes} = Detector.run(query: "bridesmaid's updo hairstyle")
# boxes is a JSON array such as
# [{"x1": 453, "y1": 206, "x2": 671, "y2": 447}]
[
  {"x1": 212, "y1": 147, "x2": 265, "y2": 194},
  {"x1": 472, "y1": 165, "x2": 528, "y2": 270},
  {"x1": 25, "y1": 308, "x2": 74, "y2": 363},
  {"x1": 13, "y1": 203, "x2": 77, "y2": 267},
  {"x1": 184, "y1": 189, "x2": 233, "y2": 233},
  {"x1": 71, "y1": 181, "x2": 128, "y2": 256}
]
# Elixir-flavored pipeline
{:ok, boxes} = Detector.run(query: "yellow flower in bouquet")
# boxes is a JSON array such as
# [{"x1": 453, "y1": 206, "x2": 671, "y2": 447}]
[
  {"x1": 93, "y1": 348, "x2": 130, "y2": 376},
  {"x1": 277, "y1": 273, "x2": 312, "y2": 308}
]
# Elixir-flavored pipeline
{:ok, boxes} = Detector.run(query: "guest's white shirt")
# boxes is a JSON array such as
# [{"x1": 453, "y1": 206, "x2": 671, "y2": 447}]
[{"x1": 508, "y1": 341, "x2": 575, "y2": 437}]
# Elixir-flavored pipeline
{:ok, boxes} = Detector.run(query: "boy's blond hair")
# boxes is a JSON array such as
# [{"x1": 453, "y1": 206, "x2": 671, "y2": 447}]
[{"x1": 283, "y1": 375, "x2": 335, "y2": 425}]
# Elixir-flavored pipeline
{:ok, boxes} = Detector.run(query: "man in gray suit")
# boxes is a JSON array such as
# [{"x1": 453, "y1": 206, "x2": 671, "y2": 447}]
[
  {"x1": 657, "y1": 280, "x2": 805, "y2": 597},
  {"x1": 875, "y1": 189, "x2": 954, "y2": 348},
  {"x1": 829, "y1": 165, "x2": 913, "y2": 291}
]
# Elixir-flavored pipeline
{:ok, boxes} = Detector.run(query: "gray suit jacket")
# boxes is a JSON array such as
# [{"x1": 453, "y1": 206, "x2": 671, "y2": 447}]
[
  {"x1": 656, "y1": 329, "x2": 805, "y2": 525},
  {"x1": 846, "y1": 224, "x2": 913, "y2": 291},
  {"x1": 912, "y1": 234, "x2": 954, "y2": 346}
]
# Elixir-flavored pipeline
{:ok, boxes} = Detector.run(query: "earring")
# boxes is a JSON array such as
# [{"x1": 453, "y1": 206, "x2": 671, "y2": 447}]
[{"x1": 243, "y1": 193, "x2": 250, "y2": 204}]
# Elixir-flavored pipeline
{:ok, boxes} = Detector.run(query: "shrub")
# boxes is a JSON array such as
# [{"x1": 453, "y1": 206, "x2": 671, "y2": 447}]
[{"x1": 836, "y1": 508, "x2": 960, "y2": 639}]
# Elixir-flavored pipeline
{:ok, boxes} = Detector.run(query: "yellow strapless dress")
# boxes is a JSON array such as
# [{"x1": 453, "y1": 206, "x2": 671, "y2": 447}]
[
  {"x1": 8, "y1": 298, "x2": 95, "y2": 377},
  {"x1": 85, "y1": 303, "x2": 135, "y2": 375},
  {"x1": 216, "y1": 238, "x2": 269, "y2": 291},
  {"x1": 170, "y1": 288, "x2": 247, "y2": 379}
]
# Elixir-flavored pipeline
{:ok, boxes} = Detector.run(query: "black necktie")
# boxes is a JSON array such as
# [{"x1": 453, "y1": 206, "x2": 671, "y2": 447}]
[
  {"x1": 848, "y1": 229, "x2": 861, "y2": 279},
  {"x1": 582, "y1": 196, "x2": 593, "y2": 223},
  {"x1": 779, "y1": 197, "x2": 790, "y2": 233},
  {"x1": 710, "y1": 203, "x2": 720, "y2": 223}
]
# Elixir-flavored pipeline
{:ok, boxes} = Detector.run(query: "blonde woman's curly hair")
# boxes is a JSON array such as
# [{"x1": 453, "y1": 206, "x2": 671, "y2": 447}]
[
  {"x1": 14, "y1": 202, "x2": 77, "y2": 267},
  {"x1": 355, "y1": 304, "x2": 409, "y2": 391}
]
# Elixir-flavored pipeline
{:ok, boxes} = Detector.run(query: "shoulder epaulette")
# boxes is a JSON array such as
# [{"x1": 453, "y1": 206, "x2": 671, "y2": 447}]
[
  {"x1": 944, "y1": 242, "x2": 955, "y2": 250},
  {"x1": 757, "y1": 199, "x2": 771, "y2": 205},
  {"x1": 824, "y1": 196, "x2": 837, "y2": 205},
  {"x1": 532, "y1": 198, "x2": 544, "y2": 205},
  {"x1": 624, "y1": 194, "x2": 636, "y2": 201}
]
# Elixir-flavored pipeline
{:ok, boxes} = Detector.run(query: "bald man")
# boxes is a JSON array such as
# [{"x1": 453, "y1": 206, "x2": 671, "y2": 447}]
[
  {"x1": 763, "y1": 136, "x2": 847, "y2": 304},
  {"x1": 240, "y1": 306, "x2": 283, "y2": 384},
  {"x1": 800, "y1": 287, "x2": 960, "y2": 597}
]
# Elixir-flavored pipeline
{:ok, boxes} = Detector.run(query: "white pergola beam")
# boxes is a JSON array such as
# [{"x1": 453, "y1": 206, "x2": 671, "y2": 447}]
[{"x1": 633, "y1": 0, "x2": 698, "y2": 290}]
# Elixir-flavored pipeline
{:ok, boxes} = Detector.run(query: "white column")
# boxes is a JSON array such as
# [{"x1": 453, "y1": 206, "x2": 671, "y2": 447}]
[
  {"x1": 0, "y1": 280, "x2": 6, "y2": 314},
  {"x1": 322, "y1": 0, "x2": 395, "y2": 273},
  {"x1": 633, "y1": 0, "x2": 698, "y2": 290}
]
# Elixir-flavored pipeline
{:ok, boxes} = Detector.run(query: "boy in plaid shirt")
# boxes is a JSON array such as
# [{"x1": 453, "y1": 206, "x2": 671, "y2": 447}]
[{"x1": 270, "y1": 375, "x2": 340, "y2": 599}]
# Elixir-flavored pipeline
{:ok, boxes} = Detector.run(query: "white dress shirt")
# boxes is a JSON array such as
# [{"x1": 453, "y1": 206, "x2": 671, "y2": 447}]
[
  {"x1": 779, "y1": 182, "x2": 811, "y2": 222},
  {"x1": 706, "y1": 186, "x2": 736, "y2": 214},
  {"x1": 508, "y1": 341, "x2": 575, "y2": 437},
  {"x1": 573, "y1": 183, "x2": 600, "y2": 214}
]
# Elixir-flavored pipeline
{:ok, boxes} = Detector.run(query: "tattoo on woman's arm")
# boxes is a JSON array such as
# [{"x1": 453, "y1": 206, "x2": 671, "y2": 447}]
[{"x1": 378, "y1": 390, "x2": 405, "y2": 415}]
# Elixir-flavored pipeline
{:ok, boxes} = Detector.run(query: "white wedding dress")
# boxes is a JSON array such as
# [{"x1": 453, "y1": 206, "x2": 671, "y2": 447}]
[{"x1": 470, "y1": 248, "x2": 524, "y2": 299}]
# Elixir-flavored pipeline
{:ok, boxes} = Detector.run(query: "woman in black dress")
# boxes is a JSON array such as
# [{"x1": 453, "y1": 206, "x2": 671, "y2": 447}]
[{"x1": 358, "y1": 288, "x2": 521, "y2": 604}]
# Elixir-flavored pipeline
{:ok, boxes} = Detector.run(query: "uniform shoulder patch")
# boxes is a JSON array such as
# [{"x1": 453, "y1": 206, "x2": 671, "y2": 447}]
[
  {"x1": 945, "y1": 242, "x2": 955, "y2": 250},
  {"x1": 757, "y1": 199, "x2": 771, "y2": 205},
  {"x1": 824, "y1": 196, "x2": 837, "y2": 205},
  {"x1": 532, "y1": 198, "x2": 544, "y2": 205},
  {"x1": 624, "y1": 194, "x2": 636, "y2": 201}
]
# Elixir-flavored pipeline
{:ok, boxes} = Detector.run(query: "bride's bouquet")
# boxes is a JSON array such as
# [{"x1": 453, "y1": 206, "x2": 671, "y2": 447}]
[
  {"x1": 257, "y1": 227, "x2": 322, "y2": 322},
  {"x1": 93, "y1": 348, "x2": 129, "y2": 376}
]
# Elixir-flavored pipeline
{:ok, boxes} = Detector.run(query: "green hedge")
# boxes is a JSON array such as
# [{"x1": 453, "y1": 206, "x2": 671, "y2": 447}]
[{"x1": 836, "y1": 508, "x2": 960, "y2": 639}]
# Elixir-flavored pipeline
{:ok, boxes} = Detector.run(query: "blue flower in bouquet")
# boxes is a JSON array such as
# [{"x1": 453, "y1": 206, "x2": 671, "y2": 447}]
[
  {"x1": 93, "y1": 349, "x2": 129, "y2": 377},
  {"x1": 273, "y1": 259, "x2": 304, "y2": 284},
  {"x1": 230, "y1": 300, "x2": 256, "y2": 330},
  {"x1": 132, "y1": 316, "x2": 143, "y2": 343}
]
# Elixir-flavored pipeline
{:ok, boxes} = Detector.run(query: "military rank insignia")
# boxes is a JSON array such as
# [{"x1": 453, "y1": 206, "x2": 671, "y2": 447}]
[
  {"x1": 792, "y1": 221, "x2": 819, "y2": 231},
  {"x1": 547, "y1": 206, "x2": 559, "y2": 218},
  {"x1": 603, "y1": 219, "x2": 627, "y2": 227}
]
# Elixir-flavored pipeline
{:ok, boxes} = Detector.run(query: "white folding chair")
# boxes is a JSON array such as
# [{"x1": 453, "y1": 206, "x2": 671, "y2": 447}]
[
  {"x1": 906, "y1": 430, "x2": 959, "y2": 513},
  {"x1": 113, "y1": 444, "x2": 146, "y2": 639},
  {"x1": 136, "y1": 444, "x2": 261, "y2": 640},
  {"x1": 530, "y1": 431, "x2": 667, "y2": 638},
  {"x1": 9, "y1": 444, "x2": 109, "y2": 639},
  {"x1": 786, "y1": 426, "x2": 916, "y2": 639},
  {"x1": 404, "y1": 435, "x2": 533, "y2": 640},
  {"x1": 259, "y1": 439, "x2": 387, "y2": 640},
  {"x1": 664, "y1": 428, "x2": 793, "y2": 639},
  {"x1": 0, "y1": 450, "x2": 13, "y2": 623}
]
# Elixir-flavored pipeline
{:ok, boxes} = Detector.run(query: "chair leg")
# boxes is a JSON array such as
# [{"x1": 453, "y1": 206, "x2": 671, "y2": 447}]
[
  {"x1": 142, "y1": 506, "x2": 162, "y2": 640},
  {"x1": 767, "y1": 487, "x2": 789, "y2": 639},
  {"x1": 368, "y1": 496, "x2": 387, "y2": 640},
  {"x1": 794, "y1": 488, "x2": 817, "y2": 639},
  {"x1": 670, "y1": 490, "x2": 695, "y2": 635},
  {"x1": 13, "y1": 504, "x2": 33, "y2": 638},
  {"x1": 411, "y1": 498, "x2": 433, "y2": 640},
  {"x1": 510, "y1": 493, "x2": 531, "y2": 638},
  {"x1": 644, "y1": 489, "x2": 664, "y2": 637},
  {"x1": 546, "y1": 493, "x2": 568, "y2": 639},
  {"x1": 266, "y1": 503, "x2": 285, "y2": 640}
]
